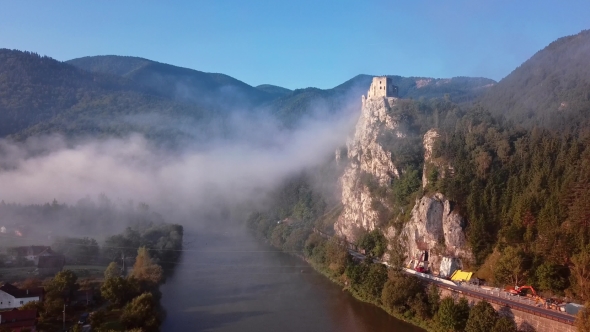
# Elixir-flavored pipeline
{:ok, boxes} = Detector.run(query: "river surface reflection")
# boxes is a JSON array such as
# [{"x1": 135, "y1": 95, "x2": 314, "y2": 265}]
[{"x1": 160, "y1": 225, "x2": 425, "y2": 332}]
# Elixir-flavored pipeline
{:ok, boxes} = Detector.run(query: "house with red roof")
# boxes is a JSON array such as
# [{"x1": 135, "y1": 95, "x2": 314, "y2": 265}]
[{"x1": 0, "y1": 309, "x2": 37, "y2": 331}]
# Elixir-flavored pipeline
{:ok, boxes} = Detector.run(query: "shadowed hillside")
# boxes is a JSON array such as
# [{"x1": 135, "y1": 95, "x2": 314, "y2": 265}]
[
  {"x1": 68, "y1": 55, "x2": 275, "y2": 110},
  {"x1": 479, "y1": 29, "x2": 590, "y2": 125}
]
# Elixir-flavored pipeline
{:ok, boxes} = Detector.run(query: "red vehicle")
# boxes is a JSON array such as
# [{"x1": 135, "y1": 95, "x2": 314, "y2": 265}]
[
  {"x1": 506, "y1": 285, "x2": 538, "y2": 297},
  {"x1": 414, "y1": 251, "x2": 430, "y2": 274}
]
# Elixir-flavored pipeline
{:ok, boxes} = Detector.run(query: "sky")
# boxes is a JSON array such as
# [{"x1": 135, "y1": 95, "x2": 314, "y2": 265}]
[{"x1": 0, "y1": 0, "x2": 588, "y2": 89}]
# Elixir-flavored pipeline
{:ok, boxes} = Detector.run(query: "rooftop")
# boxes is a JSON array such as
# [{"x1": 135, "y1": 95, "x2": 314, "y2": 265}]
[{"x1": 0, "y1": 283, "x2": 44, "y2": 298}]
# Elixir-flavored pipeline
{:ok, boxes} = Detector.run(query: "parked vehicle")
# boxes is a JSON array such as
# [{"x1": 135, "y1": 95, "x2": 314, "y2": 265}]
[{"x1": 78, "y1": 312, "x2": 89, "y2": 325}]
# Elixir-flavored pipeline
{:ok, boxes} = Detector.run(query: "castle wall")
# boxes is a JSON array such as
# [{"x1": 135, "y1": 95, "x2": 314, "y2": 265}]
[{"x1": 367, "y1": 77, "x2": 398, "y2": 98}]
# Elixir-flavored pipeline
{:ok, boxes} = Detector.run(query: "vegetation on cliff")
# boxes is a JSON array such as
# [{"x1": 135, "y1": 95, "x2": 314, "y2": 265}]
[{"x1": 247, "y1": 35, "x2": 590, "y2": 332}]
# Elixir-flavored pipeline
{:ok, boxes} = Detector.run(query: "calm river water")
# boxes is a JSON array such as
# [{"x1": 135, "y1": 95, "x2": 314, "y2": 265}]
[{"x1": 160, "y1": 224, "x2": 425, "y2": 332}]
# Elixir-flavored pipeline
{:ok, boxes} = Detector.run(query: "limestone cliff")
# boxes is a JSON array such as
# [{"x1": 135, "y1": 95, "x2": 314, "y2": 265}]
[
  {"x1": 334, "y1": 95, "x2": 401, "y2": 241},
  {"x1": 422, "y1": 129, "x2": 440, "y2": 188},
  {"x1": 335, "y1": 78, "x2": 471, "y2": 271},
  {"x1": 402, "y1": 129, "x2": 471, "y2": 272},
  {"x1": 401, "y1": 193, "x2": 471, "y2": 272}
]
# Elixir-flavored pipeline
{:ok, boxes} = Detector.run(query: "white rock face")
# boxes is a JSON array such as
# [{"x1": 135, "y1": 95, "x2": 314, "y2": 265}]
[
  {"x1": 401, "y1": 193, "x2": 471, "y2": 272},
  {"x1": 422, "y1": 129, "x2": 440, "y2": 188},
  {"x1": 402, "y1": 130, "x2": 472, "y2": 272},
  {"x1": 334, "y1": 96, "x2": 400, "y2": 241},
  {"x1": 334, "y1": 85, "x2": 471, "y2": 268}
]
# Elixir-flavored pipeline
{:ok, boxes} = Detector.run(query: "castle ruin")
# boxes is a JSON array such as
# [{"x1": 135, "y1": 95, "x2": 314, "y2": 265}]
[{"x1": 367, "y1": 76, "x2": 398, "y2": 98}]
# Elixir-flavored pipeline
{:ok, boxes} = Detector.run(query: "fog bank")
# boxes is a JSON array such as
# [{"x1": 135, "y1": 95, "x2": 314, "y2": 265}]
[{"x1": 0, "y1": 110, "x2": 357, "y2": 224}]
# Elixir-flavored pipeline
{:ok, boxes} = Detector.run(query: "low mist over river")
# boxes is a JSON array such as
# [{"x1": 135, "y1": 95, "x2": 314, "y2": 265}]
[{"x1": 160, "y1": 223, "x2": 424, "y2": 332}]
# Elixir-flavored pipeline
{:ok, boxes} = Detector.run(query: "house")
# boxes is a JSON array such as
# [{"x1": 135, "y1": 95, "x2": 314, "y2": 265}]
[
  {"x1": 0, "y1": 284, "x2": 43, "y2": 310},
  {"x1": 9, "y1": 246, "x2": 54, "y2": 265},
  {"x1": 69, "y1": 289, "x2": 95, "y2": 307},
  {"x1": 37, "y1": 255, "x2": 65, "y2": 276},
  {"x1": 0, "y1": 309, "x2": 37, "y2": 332}
]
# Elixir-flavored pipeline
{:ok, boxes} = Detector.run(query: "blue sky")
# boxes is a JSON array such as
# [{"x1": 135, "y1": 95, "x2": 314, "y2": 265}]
[{"x1": 0, "y1": 1, "x2": 588, "y2": 89}]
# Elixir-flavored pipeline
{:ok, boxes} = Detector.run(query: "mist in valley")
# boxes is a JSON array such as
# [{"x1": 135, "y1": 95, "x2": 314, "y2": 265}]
[{"x1": 0, "y1": 102, "x2": 358, "y2": 242}]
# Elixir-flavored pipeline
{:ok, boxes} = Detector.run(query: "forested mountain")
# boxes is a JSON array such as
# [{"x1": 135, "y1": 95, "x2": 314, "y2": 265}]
[
  {"x1": 0, "y1": 49, "x2": 217, "y2": 141},
  {"x1": 247, "y1": 29, "x2": 590, "y2": 306},
  {"x1": 255, "y1": 84, "x2": 292, "y2": 99},
  {"x1": 479, "y1": 29, "x2": 590, "y2": 125},
  {"x1": 0, "y1": 49, "x2": 495, "y2": 139},
  {"x1": 68, "y1": 55, "x2": 276, "y2": 111},
  {"x1": 0, "y1": 50, "x2": 139, "y2": 137}
]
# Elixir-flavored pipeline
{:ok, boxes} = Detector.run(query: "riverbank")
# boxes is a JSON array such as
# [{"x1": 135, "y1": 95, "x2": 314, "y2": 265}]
[
  {"x1": 251, "y1": 229, "x2": 432, "y2": 332},
  {"x1": 277, "y1": 235, "x2": 433, "y2": 332},
  {"x1": 247, "y1": 217, "x2": 520, "y2": 332}
]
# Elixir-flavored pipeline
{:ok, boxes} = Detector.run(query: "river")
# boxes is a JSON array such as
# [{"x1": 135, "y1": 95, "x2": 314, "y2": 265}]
[{"x1": 160, "y1": 224, "x2": 425, "y2": 332}]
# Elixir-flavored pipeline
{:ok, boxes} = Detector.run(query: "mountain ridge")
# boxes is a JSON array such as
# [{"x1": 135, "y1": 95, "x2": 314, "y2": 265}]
[
  {"x1": 1, "y1": 49, "x2": 497, "y2": 139},
  {"x1": 479, "y1": 29, "x2": 590, "y2": 124}
]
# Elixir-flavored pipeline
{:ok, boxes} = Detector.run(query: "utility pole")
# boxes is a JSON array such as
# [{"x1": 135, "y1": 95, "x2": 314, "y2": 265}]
[
  {"x1": 62, "y1": 303, "x2": 66, "y2": 331},
  {"x1": 121, "y1": 251, "x2": 127, "y2": 276}
]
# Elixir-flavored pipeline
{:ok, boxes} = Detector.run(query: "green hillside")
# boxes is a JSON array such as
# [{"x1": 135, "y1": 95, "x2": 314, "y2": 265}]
[
  {"x1": 247, "y1": 30, "x2": 590, "y2": 304},
  {"x1": 479, "y1": 29, "x2": 590, "y2": 125},
  {"x1": 67, "y1": 55, "x2": 275, "y2": 109},
  {"x1": 1, "y1": 50, "x2": 497, "y2": 139},
  {"x1": 256, "y1": 84, "x2": 292, "y2": 99},
  {"x1": 0, "y1": 49, "x2": 211, "y2": 141}
]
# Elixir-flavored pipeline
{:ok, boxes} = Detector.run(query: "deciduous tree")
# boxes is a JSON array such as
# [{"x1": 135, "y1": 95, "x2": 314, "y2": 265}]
[
  {"x1": 100, "y1": 276, "x2": 140, "y2": 308},
  {"x1": 494, "y1": 246, "x2": 527, "y2": 286},
  {"x1": 120, "y1": 292, "x2": 161, "y2": 332},
  {"x1": 492, "y1": 317, "x2": 517, "y2": 332},
  {"x1": 576, "y1": 303, "x2": 590, "y2": 332},
  {"x1": 436, "y1": 297, "x2": 470, "y2": 332},
  {"x1": 104, "y1": 261, "x2": 121, "y2": 279},
  {"x1": 465, "y1": 300, "x2": 498, "y2": 332},
  {"x1": 131, "y1": 247, "x2": 163, "y2": 287},
  {"x1": 571, "y1": 246, "x2": 590, "y2": 301}
]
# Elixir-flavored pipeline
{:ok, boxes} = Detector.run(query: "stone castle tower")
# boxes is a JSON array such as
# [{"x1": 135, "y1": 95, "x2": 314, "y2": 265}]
[{"x1": 367, "y1": 76, "x2": 398, "y2": 98}]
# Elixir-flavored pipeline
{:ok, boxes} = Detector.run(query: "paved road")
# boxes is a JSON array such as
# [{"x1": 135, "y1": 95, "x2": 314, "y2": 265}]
[{"x1": 347, "y1": 249, "x2": 575, "y2": 325}]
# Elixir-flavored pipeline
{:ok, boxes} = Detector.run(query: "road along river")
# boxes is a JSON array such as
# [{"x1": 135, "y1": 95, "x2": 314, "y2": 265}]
[{"x1": 160, "y1": 224, "x2": 424, "y2": 332}]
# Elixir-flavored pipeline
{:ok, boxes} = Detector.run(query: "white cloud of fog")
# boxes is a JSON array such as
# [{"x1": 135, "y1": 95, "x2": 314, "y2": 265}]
[{"x1": 0, "y1": 108, "x2": 357, "y2": 222}]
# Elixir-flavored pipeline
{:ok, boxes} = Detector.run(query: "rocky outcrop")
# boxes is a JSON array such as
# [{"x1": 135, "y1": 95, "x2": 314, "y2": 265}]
[
  {"x1": 422, "y1": 129, "x2": 439, "y2": 188},
  {"x1": 403, "y1": 129, "x2": 471, "y2": 272},
  {"x1": 334, "y1": 80, "x2": 471, "y2": 269},
  {"x1": 401, "y1": 193, "x2": 470, "y2": 272},
  {"x1": 334, "y1": 95, "x2": 401, "y2": 241}
]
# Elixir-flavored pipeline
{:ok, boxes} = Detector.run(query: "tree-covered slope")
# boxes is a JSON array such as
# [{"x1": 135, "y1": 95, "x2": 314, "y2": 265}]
[
  {"x1": 0, "y1": 50, "x2": 142, "y2": 137},
  {"x1": 247, "y1": 31, "x2": 590, "y2": 303},
  {"x1": 256, "y1": 84, "x2": 292, "y2": 99},
  {"x1": 479, "y1": 29, "x2": 590, "y2": 124},
  {"x1": 0, "y1": 49, "x2": 211, "y2": 141},
  {"x1": 67, "y1": 55, "x2": 275, "y2": 110},
  {"x1": 1, "y1": 50, "x2": 495, "y2": 139}
]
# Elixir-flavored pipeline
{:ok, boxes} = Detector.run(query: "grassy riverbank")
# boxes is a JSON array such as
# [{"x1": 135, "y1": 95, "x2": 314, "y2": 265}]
[
  {"x1": 303, "y1": 254, "x2": 433, "y2": 332},
  {"x1": 248, "y1": 210, "x2": 521, "y2": 332}
]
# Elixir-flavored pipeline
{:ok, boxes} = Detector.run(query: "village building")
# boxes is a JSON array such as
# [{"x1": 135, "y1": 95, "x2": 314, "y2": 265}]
[
  {"x1": 0, "y1": 283, "x2": 43, "y2": 310},
  {"x1": 9, "y1": 246, "x2": 54, "y2": 265},
  {"x1": 0, "y1": 309, "x2": 37, "y2": 332},
  {"x1": 37, "y1": 254, "x2": 65, "y2": 276}
]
